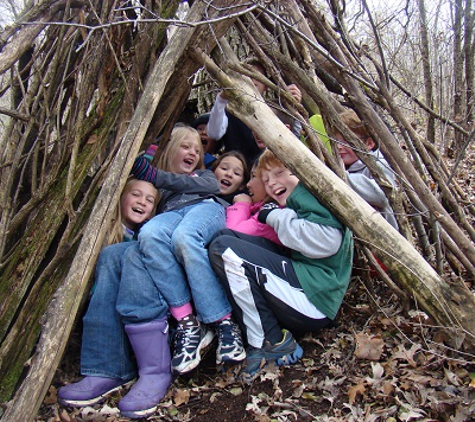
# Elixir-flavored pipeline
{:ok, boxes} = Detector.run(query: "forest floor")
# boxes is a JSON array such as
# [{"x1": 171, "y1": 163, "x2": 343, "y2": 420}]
[
  {"x1": 36, "y1": 146, "x2": 475, "y2": 422},
  {"x1": 37, "y1": 275, "x2": 475, "y2": 422}
]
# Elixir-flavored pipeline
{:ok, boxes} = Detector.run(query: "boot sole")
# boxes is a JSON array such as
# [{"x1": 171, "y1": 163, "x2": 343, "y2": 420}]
[
  {"x1": 121, "y1": 405, "x2": 157, "y2": 419},
  {"x1": 58, "y1": 384, "x2": 126, "y2": 407}
]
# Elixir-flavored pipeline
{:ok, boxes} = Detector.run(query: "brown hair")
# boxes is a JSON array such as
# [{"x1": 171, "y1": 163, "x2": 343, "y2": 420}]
[
  {"x1": 339, "y1": 109, "x2": 370, "y2": 140},
  {"x1": 268, "y1": 103, "x2": 295, "y2": 127},
  {"x1": 212, "y1": 150, "x2": 250, "y2": 184},
  {"x1": 242, "y1": 57, "x2": 267, "y2": 77}
]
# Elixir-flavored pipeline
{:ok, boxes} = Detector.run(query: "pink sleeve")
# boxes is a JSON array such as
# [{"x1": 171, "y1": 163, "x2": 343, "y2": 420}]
[
  {"x1": 226, "y1": 202, "x2": 282, "y2": 245},
  {"x1": 226, "y1": 202, "x2": 252, "y2": 229}
]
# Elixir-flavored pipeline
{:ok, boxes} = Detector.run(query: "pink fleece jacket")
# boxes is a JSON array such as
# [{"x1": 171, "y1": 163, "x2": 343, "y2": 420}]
[{"x1": 226, "y1": 201, "x2": 282, "y2": 245}]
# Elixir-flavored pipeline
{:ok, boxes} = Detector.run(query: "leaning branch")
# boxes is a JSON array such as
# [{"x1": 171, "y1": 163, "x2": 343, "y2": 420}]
[{"x1": 189, "y1": 45, "x2": 475, "y2": 352}]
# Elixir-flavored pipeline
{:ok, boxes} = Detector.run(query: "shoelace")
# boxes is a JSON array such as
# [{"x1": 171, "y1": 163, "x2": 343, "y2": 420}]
[
  {"x1": 174, "y1": 325, "x2": 198, "y2": 347},
  {"x1": 217, "y1": 322, "x2": 232, "y2": 338}
]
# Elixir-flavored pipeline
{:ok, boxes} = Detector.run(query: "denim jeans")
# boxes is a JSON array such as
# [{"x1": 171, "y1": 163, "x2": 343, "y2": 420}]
[
  {"x1": 81, "y1": 242, "x2": 168, "y2": 380},
  {"x1": 120, "y1": 200, "x2": 231, "y2": 324}
]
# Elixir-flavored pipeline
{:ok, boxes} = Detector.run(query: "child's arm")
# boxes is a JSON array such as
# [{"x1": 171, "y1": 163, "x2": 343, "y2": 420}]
[
  {"x1": 207, "y1": 93, "x2": 228, "y2": 141},
  {"x1": 157, "y1": 169, "x2": 220, "y2": 194},
  {"x1": 131, "y1": 156, "x2": 220, "y2": 195},
  {"x1": 259, "y1": 208, "x2": 342, "y2": 258},
  {"x1": 227, "y1": 201, "x2": 282, "y2": 244},
  {"x1": 347, "y1": 157, "x2": 395, "y2": 210},
  {"x1": 226, "y1": 202, "x2": 252, "y2": 229},
  {"x1": 347, "y1": 173, "x2": 388, "y2": 210}
]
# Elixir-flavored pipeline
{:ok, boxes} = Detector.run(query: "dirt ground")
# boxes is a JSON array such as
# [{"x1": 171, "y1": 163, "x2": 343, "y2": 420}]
[{"x1": 36, "y1": 269, "x2": 475, "y2": 422}]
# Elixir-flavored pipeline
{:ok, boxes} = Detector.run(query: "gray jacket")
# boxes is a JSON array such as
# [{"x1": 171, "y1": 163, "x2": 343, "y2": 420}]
[
  {"x1": 154, "y1": 169, "x2": 228, "y2": 214},
  {"x1": 346, "y1": 150, "x2": 399, "y2": 230}
]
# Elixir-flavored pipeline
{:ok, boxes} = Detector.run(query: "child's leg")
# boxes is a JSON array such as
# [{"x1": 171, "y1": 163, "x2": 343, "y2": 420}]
[
  {"x1": 82, "y1": 242, "x2": 137, "y2": 379},
  {"x1": 116, "y1": 242, "x2": 169, "y2": 325},
  {"x1": 209, "y1": 231, "x2": 333, "y2": 380},
  {"x1": 59, "y1": 242, "x2": 137, "y2": 407},
  {"x1": 209, "y1": 231, "x2": 331, "y2": 347},
  {"x1": 171, "y1": 201, "x2": 230, "y2": 323},
  {"x1": 129, "y1": 203, "x2": 228, "y2": 374},
  {"x1": 171, "y1": 202, "x2": 246, "y2": 367},
  {"x1": 135, "y1": 211, "x2": 192, "y2": 309}
]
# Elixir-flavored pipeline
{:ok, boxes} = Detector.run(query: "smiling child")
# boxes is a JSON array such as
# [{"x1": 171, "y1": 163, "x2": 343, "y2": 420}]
[{"x1": 209, "y1": 149, "x2": 353, "y2": 382}]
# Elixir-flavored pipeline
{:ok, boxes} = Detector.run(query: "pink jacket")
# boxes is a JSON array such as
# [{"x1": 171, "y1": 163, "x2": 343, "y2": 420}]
[{"x1": 226, "y1": 201, "x2": 282, "y2": 245}]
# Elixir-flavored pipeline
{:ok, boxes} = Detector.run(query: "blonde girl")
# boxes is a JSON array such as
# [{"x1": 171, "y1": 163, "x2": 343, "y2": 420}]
[{"x1": 107, "y1": 178, "x2": 158, "y2": 245}]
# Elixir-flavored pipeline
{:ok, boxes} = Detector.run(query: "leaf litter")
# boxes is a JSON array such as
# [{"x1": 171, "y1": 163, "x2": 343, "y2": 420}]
[
  {"x1": 36, "y1": 149, "x2": 475, "y2": 421},
  {"x1": 36, "y1": 272, "x2": 475, "y2": 422}
]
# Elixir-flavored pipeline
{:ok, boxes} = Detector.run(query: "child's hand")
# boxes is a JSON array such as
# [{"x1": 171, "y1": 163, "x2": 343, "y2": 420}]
[
  {"x1": 258, "y1": 202, "x2": 280, "y2": 223},
  {"x1": 287, "y1": 84, "x2": 302, "y2": 103},
  {"x1": 233, "y1": 193, "x2": 252, "y2": 204},
  {"x1": 219, "y1": 91, "x2": 228, "y2": 101}
]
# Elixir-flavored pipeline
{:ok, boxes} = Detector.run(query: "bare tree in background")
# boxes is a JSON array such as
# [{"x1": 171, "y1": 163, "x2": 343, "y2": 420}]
[{"x1": 0, "y1": 0, "x2": 474, "y2": 420}]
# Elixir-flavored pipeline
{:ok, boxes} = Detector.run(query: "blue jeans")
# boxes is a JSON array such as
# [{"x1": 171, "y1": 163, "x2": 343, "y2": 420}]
[
  {"x1": 120, "y1": 201, "x2": 231, "y2": 324},
  {"x1": 81, "y1": 242, "x2": 168, "y2": 380}
]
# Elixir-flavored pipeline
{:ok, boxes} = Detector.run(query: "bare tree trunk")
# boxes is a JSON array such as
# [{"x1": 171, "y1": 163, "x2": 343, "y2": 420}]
[
  {"x1": 463, "y1": 0, "x2": 474, "y2": 132},
  {"x1": 451, "y1": 0, "x2": 464, "y2": 156},
  {"x1": 417, "y1": 0, "x2": 436, "y2": 144}
]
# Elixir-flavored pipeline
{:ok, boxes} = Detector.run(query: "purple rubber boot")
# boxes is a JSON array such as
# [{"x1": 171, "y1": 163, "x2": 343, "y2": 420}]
[
  {"x1": 58, "y1": 376, "x2": 125, "y2": 407},
  {"x1": 118, "y1": 318, "x2": 172, "y2": 419}
]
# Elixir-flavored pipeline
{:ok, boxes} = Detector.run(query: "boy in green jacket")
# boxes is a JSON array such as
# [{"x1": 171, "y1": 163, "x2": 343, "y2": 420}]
[{"x1": 209, "y1": 149, "x2": 353, "y2": 382}]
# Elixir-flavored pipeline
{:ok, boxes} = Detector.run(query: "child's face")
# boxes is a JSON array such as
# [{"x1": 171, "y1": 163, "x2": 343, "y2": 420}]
[
  {"x1": 170, "y1": 136, "x2": 202, "y2": 174},
  {"x1": 252, "y1": 78, "x2": 266, "y2": 95},
  {"x1": 121, "y1": 181, "x2": 157, "y2": 229},
  {"x1": 261, "y1": 165, "x2": 299, "y2": 207},
  {"x1": 247, "y1": 165, "x2": 266, "y2": 203},
  {"x1": 250, "y1": 64, "x2": 267, "y2": 95},
  {"x1": 196, "y1": 123, "x2": 217, "y2": 154},
  {"x1": 252, "y1": 131, "x2": 266, "y2": 150},
  {"x1": 214, "y1": 156, "x2": 245, "y2": 196},
  {"x1": 335, "y1": 131, "x2": 375, "y2": 168}
]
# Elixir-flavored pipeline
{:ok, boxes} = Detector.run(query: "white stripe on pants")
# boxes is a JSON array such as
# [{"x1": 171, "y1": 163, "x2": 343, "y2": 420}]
[{"x1": 222, "y1": 247, "x2": 325, "y2": 348}]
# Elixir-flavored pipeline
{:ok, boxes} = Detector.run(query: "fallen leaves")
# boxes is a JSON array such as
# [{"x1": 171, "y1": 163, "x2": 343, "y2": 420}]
[
  {"x1": 348, "y1": 382, "x2": 366, "y2": 404},
  {"x1": 391, "y1": 343, "x2": 422, "y2": 367},
  {"x1": 354, "y1": 332, "x2": 385, "y2": 360},
  {"x1": 173, "y1": 388, "x2": 190, "y2": 406},
  {"x1": 39, "y1": 275, "x2": 475, "y2": 421}
]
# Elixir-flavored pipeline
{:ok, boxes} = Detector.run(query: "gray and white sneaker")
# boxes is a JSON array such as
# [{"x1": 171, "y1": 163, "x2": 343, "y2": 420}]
[
  {"x1": 172, "y1": 321, "x2": 214, "y2": 374},
  {"x1": 214, "y1": 319, "x2": 246, "y2": 364}
]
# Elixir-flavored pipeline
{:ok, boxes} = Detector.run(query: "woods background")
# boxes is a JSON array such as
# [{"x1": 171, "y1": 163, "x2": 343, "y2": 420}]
[{"x1": 0, "y1": 0, "x2": 474, "y2": 420}]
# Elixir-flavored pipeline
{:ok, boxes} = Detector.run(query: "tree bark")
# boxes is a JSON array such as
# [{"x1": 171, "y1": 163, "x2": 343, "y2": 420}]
[
  {"x1": 191, "y1": 47, "x2": 475, "y2": 352},
  {"x1": 0, "y1": 1, "x2": 250, "y2": 420},
  {"x1": 417, "y1": 0, "x2": 436, "y2": 144},
  {"x1": 452, "y1": 0, "x2": 464, "y2": 155}
]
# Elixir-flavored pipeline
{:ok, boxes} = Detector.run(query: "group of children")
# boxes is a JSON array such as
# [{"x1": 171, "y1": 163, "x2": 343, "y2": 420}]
[{"x1": 57, "y1": 68, "x2": 397, "y2": 419}]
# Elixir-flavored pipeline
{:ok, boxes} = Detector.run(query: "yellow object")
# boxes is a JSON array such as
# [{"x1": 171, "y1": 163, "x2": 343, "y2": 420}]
[{"x1": 309, "y1": 114, "x2": 332, "y2": 152}]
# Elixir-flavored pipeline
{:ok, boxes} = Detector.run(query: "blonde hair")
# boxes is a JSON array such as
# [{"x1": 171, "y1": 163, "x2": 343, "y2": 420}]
[
  {"x1": 107, "y1": 178, "x2": 159, "y2": 245},
  {"x1": 158, "y1": 126, "x2": 204, "y2": 171}
]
